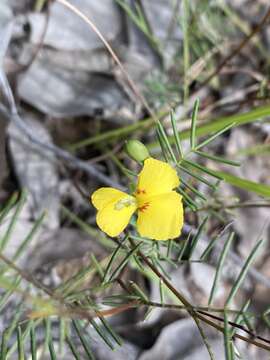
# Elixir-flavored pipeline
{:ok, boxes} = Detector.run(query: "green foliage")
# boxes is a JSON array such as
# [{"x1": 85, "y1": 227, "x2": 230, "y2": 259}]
[
  {"x1": 208, "y1": 232, "x2": 235, "y2": 306},
  {"x1": 1, "y1": 2, "x2": 270, "y2": 359},
  {"x1": 116, "y1": 0, "x2": 161, "y2": 54},
  {"x1": 0, "y1": 103, "x2": 268, "y2": 358}
]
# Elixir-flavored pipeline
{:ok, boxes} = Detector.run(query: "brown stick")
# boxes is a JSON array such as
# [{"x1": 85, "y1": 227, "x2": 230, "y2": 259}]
[{"x1": 126, "y1": 239, "x2": 270, "y2": 352}]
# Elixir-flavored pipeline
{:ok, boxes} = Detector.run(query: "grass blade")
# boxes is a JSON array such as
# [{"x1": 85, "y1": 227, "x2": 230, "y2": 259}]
[
  {"x1": 157, "y1": 121, "x2": 177, "y2": 163},
  {"x1": 230, "y1": 300, "x2": 250, "y2": 336},
  {"x1": 195, "y1": 122, "x2": 235, "y2": 150},
  {"x1": 0, "y1": 276, "x2": 21, "y2": 311},
  {"x1": 166, "y1": 239, "x2": 173, "y2": 258},
  {"x1": 159, "y1": 278, "x2": 164, "y2": 305},
  {"x1": 1, "y1": 329, "x2": 9, "y2": 359},
  {"x1": 7, "y1": 317, "x2": 36, "y2": 359},
  {"x1": 72, "y1": 320, "x2": 95, "y2": 360},
  {"x1": 12, "y1": 212, "x2": 46, "y2": 263},
  {"x1": 0, "y1": 191, "x2": 26, "y2": 251},
  {"x1": 208, "y1": 232, "x2": 234, "y2": 305},
  {"x1": 200, "y1": 222, "x2": 233, "y2": 260},
  {"x1": 44, "y1": 318, "x2": 52, "y2": 352},
  {"x1": 108, "y1": 242, "x2": 142, "y2": 282},
  {"x1": 183, "y1": 159, "x2": 224, "y2": 180},
  {"x1": 181, "y1": 179, "x2": 207, "y2": 201},
  {"x1": 17, "y1": 326, "x2": 25, "y2": 360},
  {"x1": 61, "y1": 205, "x2": 100, "y2": 238},
  {"x1": 30, "y1": 321, "x2": 37, "y2": 360},
  {"x1": 209, "y1": 170, "x2": 270, "y2": 198},
  {"x1": 177, "y1": 232, "x2": 192, "y2": 262},
  {"x1": 177, "y1": 163, "x2": 216, "y2": 189},
  {"x1": 66, "y1": 335, "x2": 81, "y2": 360},
  {"x1": 98, "y1": 316, "x2": 122, "y2": 346},
  {"x1": 170, "y1": 110, "x2": 184, "y2": 159},
  {"x1": 129, "y1": 281, "x2": 149, "y2": 302},
  {"x1": 56, "y1": 262, "x2": 94, "y2": 296},
  {"x1": 156, "y1": 129, "x2": 170, "y2": 161},
  {"x1": 89, "y1": 319, "x2": 114, "y2": 349},
  {"x1": 103, "y1": 234, "x2": 129, "y2": 283},
  {"x1": 4, "y1": 304, "x2": 23, "y2": 346},
  {"x1": 195, "y1": 151, "x2": 240, "y2": 166},
  {"x1": 70, "y1": 104, "x2": 270, "y2": 150},
  {"x1": 190, "y1": 98, "x2": 200, "y2": 149},
  {"x1": 177, "y1": 186, "x2": 198, "y2": 211},
  {"x1": 90, "y1": 253, "x2": 104, "y2": 279},
  {"x1": 225, "y1": 240, "x2": 263, "y2": 307},
  {"x1": 182, "y1": 0, "x2": 190, "y2": 103},
  {"x1": 186, "y1": 216, "x2": 208, "y2": 259},
  {"x1": 263, "y1": 314, "x2": 270, "y2": 329},
  {"x1": 224, "y1": 311, "x2": 233, "y2": 360},
  {"x1": 0, "y1": 192, "x2": 18, "y2": 225},
  {"x1": 48, "y1": 337, "x2": 57, "y2": 360}
]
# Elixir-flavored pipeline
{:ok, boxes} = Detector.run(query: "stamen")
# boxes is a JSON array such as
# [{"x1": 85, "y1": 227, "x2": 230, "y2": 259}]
[
  {"x1": 114, "y1": 196, "x2": 136, "y2": 210},
  {"x1": 138, "y1": 202, "x2": 150, "y2": 212}
]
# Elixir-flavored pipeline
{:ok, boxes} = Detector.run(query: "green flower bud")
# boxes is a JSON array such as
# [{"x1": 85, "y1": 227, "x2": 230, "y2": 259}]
[{"x1": 125, "y1": 140, "x2": 150, "y2": 162}]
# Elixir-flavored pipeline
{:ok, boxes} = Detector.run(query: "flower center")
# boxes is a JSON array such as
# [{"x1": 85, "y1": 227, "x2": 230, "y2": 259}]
[{"x1": 114, "y1": 196, "x2": 136, "y2": 211}]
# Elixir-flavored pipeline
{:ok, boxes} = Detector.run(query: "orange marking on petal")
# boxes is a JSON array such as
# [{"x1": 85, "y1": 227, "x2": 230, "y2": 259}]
[
  {"x1": 138, "y1": 202, "x2": 150, "y2": 212},
  {"x1": 136, "y1": 189, "x2": 146, "y2": 195}
]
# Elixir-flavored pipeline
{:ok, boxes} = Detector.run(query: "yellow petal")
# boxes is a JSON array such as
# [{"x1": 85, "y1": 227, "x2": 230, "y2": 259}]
[
  {"x1": 136, "y1": 158, "x2": 179, "y2": 199},
  {"x1": 91, "y1": 187, "x2": 137, "y2": 237},
  {"x1": 96, "y1": 198, "x2": 137, "y2": 237},
  {"x1": 137, "y1": 192, "x2": 183, "y2": 241},
  {"x1": 91, "y1": 187, "x2": 129, "y2": 210}
]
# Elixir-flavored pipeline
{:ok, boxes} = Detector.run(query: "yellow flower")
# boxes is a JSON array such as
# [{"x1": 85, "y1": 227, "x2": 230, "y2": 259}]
[{"x1": 91, "y1": 158, "x2": 183, "y2": 240}]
